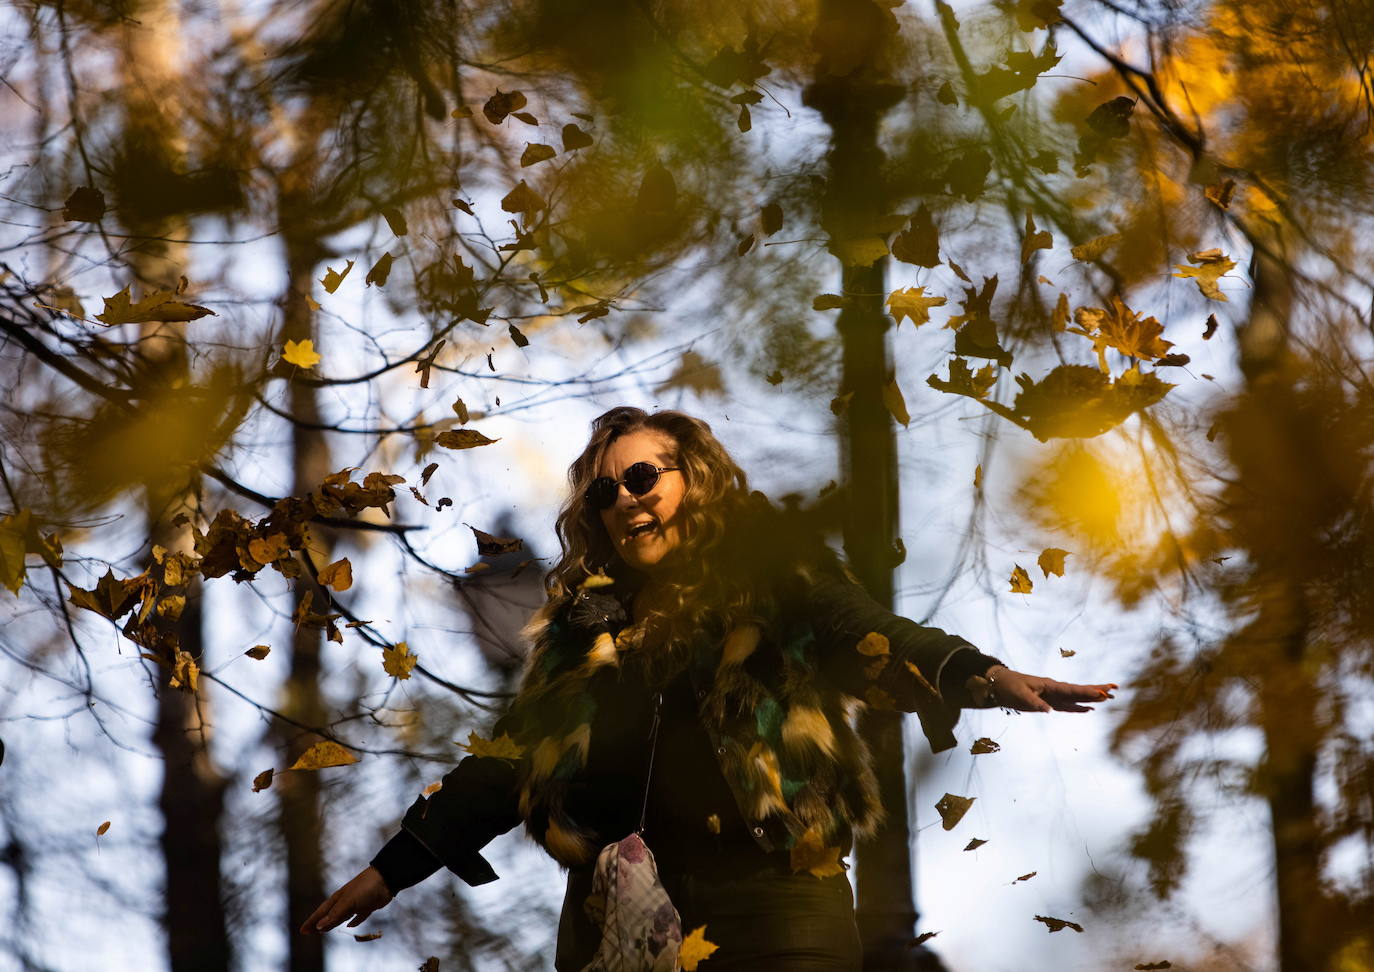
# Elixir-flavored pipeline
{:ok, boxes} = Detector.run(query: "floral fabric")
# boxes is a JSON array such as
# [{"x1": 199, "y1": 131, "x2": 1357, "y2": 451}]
[{"x1": 581, "y1": 833, "x2": 682, "y2": 972}]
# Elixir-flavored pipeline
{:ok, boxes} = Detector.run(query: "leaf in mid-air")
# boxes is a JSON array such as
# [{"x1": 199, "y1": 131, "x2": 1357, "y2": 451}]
[
  {"x1": 521, "y1": 142, "x2": 556, "y2": 167},
  {"x1": 319, "y1": 260, "x2": 354, "y2": 294},
  {"x1": 970, "y1": 737, "x2": 1001, "y2": 755},
  {"x1": 469, "y1": 526, "x2": 523, "y2": 556},
  {"x1": 887, "y1": 287, "x2": 947, "y2": 327},
  {"x1": 1037, "y1": 547, "x2": 1070, "y2": 577},
  {"x1": 1009, "y1": 565, "x2": 1033, "y2": 593},
  {"x1": 1173, "y1": 252, "x2": 1236, "y2": 301},
  {"x1": 289, "y1": 740, "x2": 359, "y2": 771},
  {"x1": 316, "y1": 558, "x2": 352, "y2": 592},
  {"x1": 1034, "y1": 915, "x2": 1084, "y2": 933},
  {"x1": 282, "y1": 339, "x2": 321, "y2": 369},
  {"x1": 382, "y1": 642, "x2": 418, "y2": 679},
  {"x1": 1021, "y1": 212, "x2": 1053, "y2": 263},
  {"x1": 251, "y1": 768, "x2": 274, "y2": 792},
  {"x1": 934, "y1": 793, "x2": 974, "y2": 830},
  {"x1": 364, "y1": 252, "x2": 393, "y2": 287},
  {"x1": 436, "y1": 429, "x2": 499, "y2": 450},
  {"x1": 678, "y1": 925, "x2": 720, "y2": 971}
]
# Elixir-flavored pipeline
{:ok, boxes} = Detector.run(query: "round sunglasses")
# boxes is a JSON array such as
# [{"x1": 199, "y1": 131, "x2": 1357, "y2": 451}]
[{"x1": 585, "y1": 462, "x2": 680, "y2": 510}]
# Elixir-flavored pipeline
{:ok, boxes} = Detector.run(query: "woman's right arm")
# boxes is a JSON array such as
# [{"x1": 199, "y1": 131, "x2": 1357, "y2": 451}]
[{"x1": 300, "y1": 735, "x2": 524, "y2": 935}]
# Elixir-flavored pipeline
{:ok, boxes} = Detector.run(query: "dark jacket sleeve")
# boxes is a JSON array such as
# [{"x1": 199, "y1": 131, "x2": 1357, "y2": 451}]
[
  {"x1": 804, "y1": 570, "x2": 1002, "y2": 752},
  {"x1": 370, "y1": 745, "x2": 524, "y2": 894}
]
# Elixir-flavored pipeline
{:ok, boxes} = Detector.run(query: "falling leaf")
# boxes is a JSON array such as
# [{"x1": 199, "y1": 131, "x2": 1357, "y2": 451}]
[
  {"x1": 935, "y1": 793, "x2": 974, "y2": 830},
  {"x1": 521, "y1": 142, "x2": 556, "y2": 167},
  {"x1": 93, "y1": 285, "x2": 215, "y2": 326},
  {"x1": 813, "y1": 294, "x2": 852, "y2": 311},
  {"x1": 963, "y1": 838, "x2": 987, "y2": 851},
  {"x1": 936, "y1": 80, "x2": 957, "y2": 104},
  {"x1": 580, "y1": 571, "x2": 614, "y2": 590},
  {"x1": 420, "y1": 462, "x2": 439, "y2": 486},
  {"x1": 927, "y1": 358, "x2": 998, "y2": 401},
  {"x1": 354, "y1": 932, "x2": 383, "y2": 942},
  {"x1": 436, "y1": 429, "x2": 499, "y2": 450},
  {"x1": 450, "y1": 398, "x2": 470, "y2": 424},
  {"x1": 382, "y1": 208, "x2": 407, "y2": 236},
  {"x1": 290, "y1": 741, "x2": 359, "y2": 771},
  {"x1": 319, "y1": 260, "x2": 354, "y2": 294},
  {"x1": 883, "y1": 376, "x2": 910, "y2": 427},
  {"x1": 765, "y1": 370, "x2": 783, "y2": 385},
  {"x1": 947, "y1": 259, "x2": 971, "y2": 282},
  {"x1": 1010, "y1": 0, "x2": 1063, "y2": 30},
  {"x1": 1009, "y1": 565, "x2": 1033, "y2": 593},
  {"x1": 420, "y1": 959, "x2": 440, "y2": 972},
  {"x1": 468, "y1": 525, "x2": 522, "y2": 556},
  {"x1": 1069, "y1": 233, "x2": 1121, "y2": 262},
  {"x1": 1173, "y1": 252, "x2": 1237, "y2": 302},
  {"x1": 1156, "y1": 353, "x2": 1190, "y2": 367},
  {"x1": 169, "y1": 650, "x2": 200, "y2": 691},
  {"x1": 887, "y1": 287, "x2": 946, "y2": 327},
  {"x1": 973, "y1": 464, "x2": 983, "y2": 490},
  {"x1": 422, "y1": 782, "x2": 443, "y2": 797},
  {"x1": 891, "y1": 205, "x2": 940, "y2": 268},
  {"x1": 317, "y1": 558, "x2": 352, "y2": 592},
  {"x1": 451, "y1": 105, "x2": 472, "y2": 118},
  {"x1": 1059, "y1": 648, "x2": 1076, "y2": 658},
  {"x1": 500, "y1": 180, "x2": 546, "y2": 216},
  {"x1": 830, "y1": 393, "x2": 853, "y2": 416},
  {"x1": 706, "y1": 813, "x2": 721, "y2": 834},
  {"x1": 1203, "y1": 314, "x2": 1220, "y2": 340},
  {"x1": 737, "y1": 104, "x2": 752, "y2": 132},
  {"x1": 1134, "y1": 963, "x2": 1172, "y2": 970},
  {"x1": 1034, "y1": 915, "x2": 1084, "y2": 933},
  {"x1": 562, "y1": 124, "x2": 593, "y2": 151},
  {"x1": 282, "y1": 339, "x2": 321, "y2": 369},
  {"x1": 382, "y1": 641, "x2": 418, "y2": 679},
  {"x1": 791, "y1": 827, "x2": 846, "y2": 878},
  {"x1": 970, "y1": 737, "x2": 1001, "y2": 754},
  {"x1": 1021, "y1": 212, "x2": 1053, "y2": 263},
  {"x1": 574, "y1": 302, "x2": 610, "y2": 323},
  {"x1": 1070, "y1": 296, "x2": 1173, "y2": 368},
  {"x1": 1014, "y1": 871, "x2": 1037, "y2": 883},
  {"x1": 483, "y1": 89, "x2": 527, "y2": 124},
  {"x1": 365, "y1": 252, "x2": 393, "y2": 287},
  {"x1": 1037, "y1": 547, "x2": 1069, "y2": 578},
  {"x1": 63, "y1": 186, "x2": 106, "y2": 221},
  {"x1": 1204, "y1": 179, "x2": 1235, "y2": 209},
  {"x1": 760, "y1": 203, "x2": 783, "y2": 236},
  {"x1": 1051, "y1": 292, "x2": 1070, "y2": 332},
  {"x1": 911, "y1": 931, "x2": 940, "y2": 947},
  {"x1": 97, "y1": 820, "x2": 111, "y2": 837},
  {"x1": 245, "y1": 645, "x2": 271, "y2": 660},
  {"x1": 252, "y1": 768, "x2": 274, "y2": 792},
  {"x1": 456, "y1": 731, "x2": 526, "y2": 761},
  {"x1": 678, "y1": 926, "x2": 720, "y2": 971},
  {"x1": 737, "y1": 233, "x2": 756, "y2": 256}
]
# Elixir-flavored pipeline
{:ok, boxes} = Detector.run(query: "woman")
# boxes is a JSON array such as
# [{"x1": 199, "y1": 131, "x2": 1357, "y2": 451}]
[{"x1": 302, "y1": 407, "x2": 1115, "y2": 969}]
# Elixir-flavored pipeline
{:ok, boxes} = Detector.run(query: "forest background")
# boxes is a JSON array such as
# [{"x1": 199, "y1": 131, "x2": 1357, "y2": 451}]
[{"x1": 2, "y1": 0, "x2": 1373, "y2": 970}]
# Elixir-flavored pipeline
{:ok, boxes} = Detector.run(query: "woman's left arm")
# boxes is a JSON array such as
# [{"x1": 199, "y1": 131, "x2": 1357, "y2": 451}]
[{"x1": 962, "y1": 664, "x2": 1116, "y2": 714}]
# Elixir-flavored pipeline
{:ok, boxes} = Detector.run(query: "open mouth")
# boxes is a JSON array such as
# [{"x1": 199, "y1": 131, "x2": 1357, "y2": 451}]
[{"x1": 625, "y1": 521, "x2": 657, "y2": 541}]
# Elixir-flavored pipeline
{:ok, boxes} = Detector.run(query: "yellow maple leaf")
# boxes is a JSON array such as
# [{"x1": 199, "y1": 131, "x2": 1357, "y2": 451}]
[
  {"x1": 169, "y1": 649, "x2": 200, "y2": 691},
  {"x1": 790, "y1": 827, "x2": 847, "y2": 878},
  {"x1": 678, "y1": 925, "x2": 720, "y2": 971},
  {"x1": 317, "y1": 557, "x2": 352, "y2": 592},
  {"x1": 1009, "y1": 564, "x2": 1033, "y2": 593},
  {"x1": 382, "y1": 641, "x2": 417, "y2": 679},
  {"x1": 93, "y1": 285, "x2": 216, "y2": 326},
  {"x1": 886, "y1": 286, "x2": 947, "y2": 327},
  {"x1": 1172, "y1": 256, "x2": 1236, "y2": 301},
  {"x1": 456, "y1": 731, "x2": 526, "y2": 761},
  {"x1": 282, "y1": 339, "x2": 321, "y2": 369},
  {"x1": 289, "y1": 740, "x2": 359, "y2": 771},
  {"x1": 1037, "y1": 547, "x2": 1070, "y2": 577},
  {"x1": 856, "y1": 632, "x2": 891, "y2": 656},
  {"x1": 1070, "y1": 296, "x2": 1172, "y2": 370}
]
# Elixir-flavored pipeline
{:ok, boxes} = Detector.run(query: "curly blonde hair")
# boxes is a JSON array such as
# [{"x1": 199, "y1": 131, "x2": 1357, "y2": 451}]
[{"x1": 548, "y1": 406, "x2": 761, "y2": 646}]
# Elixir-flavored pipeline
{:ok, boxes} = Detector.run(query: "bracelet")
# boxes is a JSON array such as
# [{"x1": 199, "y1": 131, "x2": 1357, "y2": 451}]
[{"x1": 983, "y1": 667, "x2": 1001, "y2": 708}]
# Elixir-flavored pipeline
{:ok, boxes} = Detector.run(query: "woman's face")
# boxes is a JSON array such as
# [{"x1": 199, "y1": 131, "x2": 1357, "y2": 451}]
[{"x1": 596, "y1": 429, "x2": 686, "y2": 574}]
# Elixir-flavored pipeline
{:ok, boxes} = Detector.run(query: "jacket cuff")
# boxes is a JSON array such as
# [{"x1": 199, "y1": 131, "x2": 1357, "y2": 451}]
[
  {"x1": 370, "y1": 829, "x2": 442, "y2": 895},
  {"x1": 936, "y1": 646, "x2": 1005, "y2": 708}
]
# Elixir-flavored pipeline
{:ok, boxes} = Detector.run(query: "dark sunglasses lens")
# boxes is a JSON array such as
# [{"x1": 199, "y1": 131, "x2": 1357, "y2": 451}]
[
  {"x1": 587, "y1": 478, "x2": 617, "y2": 509},
  {"x1": 622, "y1": 463, "x2": 661, "y2": 495}
]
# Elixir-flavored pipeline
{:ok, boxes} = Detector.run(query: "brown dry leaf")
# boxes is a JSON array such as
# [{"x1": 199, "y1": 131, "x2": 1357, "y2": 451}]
[
  {"x1": 364, "y1": 252, "x2": 393, "y2": 288},
  {"x1": 1013, "y1": 871, "x2": 1037, "y2": 883},
  {"x1": 737, "y1": 103, "x2": 752, "y2": 132},
  {"x1": 169, "y1": 650, "x2": 200, "y2": 691},
  {"x1": 317, "y1": 558, "x2": 352, "y2": 592},
  {"x1": 1069, "y1": 233, "x2": 1121, "y2": 262},
  {"x1": 96, "y1": 820, "x2": 111, "y2": 837},
  {"x1": 1009, "y1": 565, "x2": 1033, "y2": 594},
  {"x1": 935, "y1": 793, "x2": 974, "y2": 830},
  {"x1": 737, "y1": 233, "x2": 756, "y2": 256},
  {"x1": 856, "y1": 632, "x2": 890, "y2": 657},
  {"x1": 1021, "y1": 212, "x2": 1053, "y2": 263},
  {"x1": 678, "y1": 925, "x2": 720, "y2": 971},
  {"x1": 1205, "y1": 179, "x2": 1235, "y2": 209},
  {"x1": 319, "y1": 260, "x2": 354, "y2": 294},
  {"x1": 252, "y1": 768, "x2": 274, "y2": 792},
  {"x1": 562, "y1": 124, "x2": 593, "y2": 151},
  {"x1": 422, "y1": 782, "x2": 443, "y2": 797},
  {"x1": 970, "y1": 737, "x2": 1001, "y2": 755},
  {"x1": 760, "y1": 203, "x2": 783, "y2": 236},
  {"x1": 247, "y1": 533, "x2": 291, "y2": 566},
  {"x1": 790, "y1": 827, "x2": 846, "y2": 878},
  {"x1": 500, "y1": 180, "x2": 546, "y2": 216},
  {"x1": 1070, "y1": 296, "x2": 1172, "y2": 368},
  {"x1": 882, "y1": 376, "x2": 911, "y2": 427},
  {"x1": 436, "y1": 429, "x2": 499, "y2": 450},
  {"x1": 911, "y1": 930, "x2": 940, "y2": 947},
  {"x1": 1172, "y1": 253, "x2": 1237, "y2": 302},
  {"x1": 420, "y1": 959, "x2": 440, "y2": 972},
  {"x1": 813, "y1": 294, "x2": 852, "y2": 311},
  {"x1": 963, "y1": 838, "x2": 987, "y2": 851},
  {"x1": 1134, "y1": 963, "x2": 1173, "y2": 970},
  {"x1": 289, "y1": 740, "x2": 359, "y2": 771},
  {"x1": 93, "y1": 285, "x2": 215, "y2": 326},
  {"x1": 1033, "y1": 915, "x2": 1084, "y2": 933},
  {"x1": 420, "y1": 462, "x2": 439, "y2": 486},
  {"x1": 891, "y1": 205, "x2": 940, "y2": 267},
  {"x1": 469, "y1": 525, "x2": 523, "y2": 556},
  {"x1": 1037, "y1": 547, "x2": 1069, "y2": 578},
  {"x1": 63, "y1": 186, "x2": 106, "y2": 221},
  {"x1": 353, "y1": 932, "x2": 383, "y2": 942},
  {"x1": 382, "y1": 207, "x2": 407, "y2": 236},
  {"x1": 1051, "y1": 292, "x2": 1070, "y2": 332},
  {"x1": 926, "y1": 357, "x2": 997, "y2": 401},
  {"x1": 456, "y1": 731, "x2": 526, "y2": 761},
  {"x1": 887, "y1": 287, "x2": 947, "y2": 327},
  {"x1": 1059, "y1": 648, "x2": 1076, "y2": 658},
  {"x1": 483, "y1": 89, "x2": 526, "y2": 124},
  {"x1": 245, "y1": 645, "x2": 271, "y2": 660},
  {"x1": 382, "y1": 641, "x2": 418, "y2": 679},
  {"x1": 520, "y1": 142, "x2": 556, "y2": 167}
]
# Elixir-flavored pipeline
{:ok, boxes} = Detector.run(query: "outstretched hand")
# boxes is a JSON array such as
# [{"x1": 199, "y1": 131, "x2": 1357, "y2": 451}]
[
  {"x1": 967, "y1": 665, "x2": 1116, "y2": 713},
  {"x1": 300, "y1": 865, "x2": 393, "y2": 935}
]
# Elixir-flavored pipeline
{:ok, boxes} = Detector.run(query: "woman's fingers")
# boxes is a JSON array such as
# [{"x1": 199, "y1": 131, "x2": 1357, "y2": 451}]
[
  {"x1": 300, "y1": 867, "x2": 391, "y2": 935},
  {"x1": 994, "y1": 671, "x2": 1119, "y2": 713}
]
